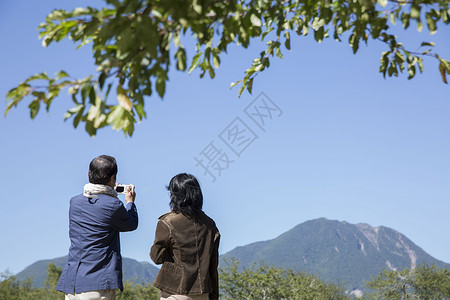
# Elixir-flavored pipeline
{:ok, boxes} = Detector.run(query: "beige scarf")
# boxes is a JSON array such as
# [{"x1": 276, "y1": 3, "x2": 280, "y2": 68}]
[{"x1": 83, "y1": 183, "x2": 118, "y2": 199}]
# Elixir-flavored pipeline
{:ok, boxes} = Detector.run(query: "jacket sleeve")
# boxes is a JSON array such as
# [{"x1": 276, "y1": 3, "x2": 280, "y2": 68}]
[
  {"x1": 150, "y1": 220, "x2": 172, "y2": 265},
  {"x1": 209, "y1": 229, "x2": 221, "y2": 300},
  {"x1": 111, "y1": 201, "x2": 138, "y2": 232}
]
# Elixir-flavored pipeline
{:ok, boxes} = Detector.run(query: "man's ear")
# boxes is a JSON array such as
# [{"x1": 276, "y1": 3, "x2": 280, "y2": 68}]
[{"x1": 109, "y1": 175, "x2": 116, "y2": 187}]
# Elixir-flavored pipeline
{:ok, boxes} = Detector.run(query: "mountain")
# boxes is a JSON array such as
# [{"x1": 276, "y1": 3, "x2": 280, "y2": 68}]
[
  {"x1": 16, "y1": 256, "x2": 159, "y2": 288},
  {"x1": 16, "y1": 218, "x2": 450, "y2": 294},
  {"x1": 220, "y1": 218, "x2": 450, "y2": 292}
]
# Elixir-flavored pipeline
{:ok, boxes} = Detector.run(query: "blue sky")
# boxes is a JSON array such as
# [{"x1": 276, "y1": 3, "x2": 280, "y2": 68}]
[{"x1": 0, "y1": 1, "x2": 449, "y2": 274}]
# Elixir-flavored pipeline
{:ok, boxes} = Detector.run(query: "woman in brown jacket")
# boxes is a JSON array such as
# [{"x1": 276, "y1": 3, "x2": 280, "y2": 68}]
[{"x1": 150, "y1": 173, "x2": 220, "y2": 300}]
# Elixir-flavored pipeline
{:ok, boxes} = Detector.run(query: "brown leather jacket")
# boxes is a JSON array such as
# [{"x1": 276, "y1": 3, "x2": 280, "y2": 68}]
[{"x1": 150, "y1": 211, "x2": 220, "y2": 300}]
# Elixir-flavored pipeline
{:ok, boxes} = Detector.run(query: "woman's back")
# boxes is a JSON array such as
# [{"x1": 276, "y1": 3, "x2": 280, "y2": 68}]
[
  {"x1": 150, "y1": 173, "x2": 220, "y2": 300},
  {"x1": 151, "y1": 211, "x2": 220, "y2": 297}
]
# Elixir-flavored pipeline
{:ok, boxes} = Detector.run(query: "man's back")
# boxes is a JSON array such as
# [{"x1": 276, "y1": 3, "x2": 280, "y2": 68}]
[{"x1": 56, "y1": 193, "x2": 138, "y2": 294}]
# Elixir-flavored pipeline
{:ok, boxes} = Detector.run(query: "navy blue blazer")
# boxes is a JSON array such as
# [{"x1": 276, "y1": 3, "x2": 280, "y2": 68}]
[{"x1": 56, "y1": 194, "x2": 138, "y2": 294}]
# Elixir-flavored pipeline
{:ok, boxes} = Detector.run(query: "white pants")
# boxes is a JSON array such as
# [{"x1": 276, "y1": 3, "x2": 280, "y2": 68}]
[
  {"x1": 160, "y1": 291, "x2": 209, "y2": 300},
  {"x1": 65, "y1": 289, "x2": 116, "y2": 300}
]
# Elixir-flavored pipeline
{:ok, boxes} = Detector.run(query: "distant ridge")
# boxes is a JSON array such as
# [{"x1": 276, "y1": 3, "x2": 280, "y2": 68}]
[
  {"x1": 16, "y1": 256, "x2": 159, "y2": 288},
  {"x1": 220, "y1": 218, "x2": 450, "y2": 292},
  {"x1": 16, "y1": 218, "x2": 449, "y2": 294}
]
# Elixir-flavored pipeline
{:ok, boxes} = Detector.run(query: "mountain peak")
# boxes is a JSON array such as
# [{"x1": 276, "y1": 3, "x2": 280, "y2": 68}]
[
  {"x1": 221, "y1": 218, "x2": 449, "y2": 291},
  {"x1": 355, "y1": 222, "x2": 381, "y2": 251}
]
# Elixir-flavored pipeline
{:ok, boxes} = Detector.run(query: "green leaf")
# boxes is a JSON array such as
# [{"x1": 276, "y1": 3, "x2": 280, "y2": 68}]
[
  {"x1": 314, "y1": 27, "x2": 324, "y2": 43},
  {"x1": 135, "y1": 101, "x2": 146, "y2": 120},
  {"x1": 246, "y1": 78, "x2": 254, "y2": 94},
  {"x1": 401, "y1": 12, "x2": 411, "y2": 29},
  {"x1": 188, "y1": 52, "x2": 203, "y2": 73},
  {"x1": 105, "y1": 83, "x2": 113, "y2": 100},
  {"x1": 72, "y1": 110, "x2": 84, "y2": 128},
  {"x1": 68, "y1": 86, "x2": 78, "y2": 95},
  {"x1": 349, "y1": 34, "x2": 359, "y2": 54},
  {"x1": 26, "y1": 73, "x2": 50, "y2": 82},
  {"x1": 420, "y1": 41, "x2": 435, "y2": 47},
  {"x1": 425, "y1": 13, "x2": 437, "y2": 34},
  {"x1": 390, "y1": 12, "x2": 396, "y2": 25},
  {"x1": 208, "y1": 64, "x2": 215, "y2": 79},
  {"x1": 85, "y1": 120, "x2": 97, "y2": 136},
  {"x1": 55, "y1": 70, "x2": 69, "y2": 80},
  {"x1": 117, "y1": 85, "x2": 132, "y2": 111},
  {"x1": 439, "y1": 62, "x2": 448, "y2": 84},
  {"x1": 377, "y1": 0, "x2": 388, "y2": 7},
  {"x1": 238, "y1": 84, "x2": 245, "y2": 97},
  {"x1": 417, "y1": 57, "x2": 424, "y2": 73},
  {"x1": 81, "y1": 82, "x2": 91, "y2": 103},
  {"x1": 230, "y1": 81, "x2": 241, "y2": 89},
  {"x1": 442, "y1": 8, "x2": 449, "y2": 23},
  {"x1": 64, "y1": 104, "x2": 84, "y2": 120},
  {"x1": 410, "y1": 6, "x2": 421, "y2": 19},
  {"x1": 72, "y1": 7, "x2": 90, "y2": 16},
  {"x1": 107, "y1": 106, "x2": 125, "y2": 130},
  {"x1": 88, "y1": 86, "x2": 96, "y2": 105},
  {"x1": 250, "y1": 14, "x2": 262, "y2": 27},
  {"x1": 94, "y1": 114, "x2": 107, "y2": 128},
  {"x1": 151, "y1": 9, "x2": 162, "y2": 18},
  {"x1": 275, "y1": 47, "x2": 283, "y2": 58},
  {"x1": 156, "y1": 75, "x2": 166, "y2": 98},
  {"x1": 31, "y1": 91, "x2": 46, "y2": 100},
  {"x1": 417, "y1": 21, "x2": 423, "y2": 32},
  {"x1": 395, "y1": 51, "x2": 405, "y2": 64},
  {"x1": 285, "y1": 31, "x2": 291, "y2": 49},
  {"x1": 28, "y1": 100, "x2": 41, "y2": 119},
  {"x1": 212, "y1": 52, "x2": 220, "y2": 69},
  {"x1": 193, "y1": 4, "x2": 202, "y2": 14},
  {"x1": 175, "y1": 48, "x2": 187, "y2": 71},
  {"x1": 98, "y1": 72, "x2": 107, "y2": 90}
]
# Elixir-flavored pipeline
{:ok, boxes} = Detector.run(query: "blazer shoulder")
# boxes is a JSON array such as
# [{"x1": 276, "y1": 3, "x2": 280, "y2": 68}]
[
  {"x1": 69, "y1": 194, "x2": 87, "y2": 206},
  {"x1": 158, "y1": 212, "x2": 173, "y2": 220},
  {"x1": 200, "y1": 211, "x2": 218, "y2": 227},
  {"x1": 71, "y1": 193, "x2": 85, "y2": 200}
]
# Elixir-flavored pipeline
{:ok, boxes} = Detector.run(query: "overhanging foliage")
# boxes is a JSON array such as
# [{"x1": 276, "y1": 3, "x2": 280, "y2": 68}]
[{"x1": 5, "y1": 0, "x2": 450, "y2": 136}]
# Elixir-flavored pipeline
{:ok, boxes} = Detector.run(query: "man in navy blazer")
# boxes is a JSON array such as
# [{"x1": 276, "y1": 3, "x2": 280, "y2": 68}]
[{"x1": 56, "y1": 155, "x2": 138, "y2": 300}]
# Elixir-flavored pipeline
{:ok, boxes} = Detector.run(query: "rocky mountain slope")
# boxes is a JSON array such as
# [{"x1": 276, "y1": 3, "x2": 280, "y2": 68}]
[{"x1": 220, "y1": 218, "x2": 450, "y2": 291}]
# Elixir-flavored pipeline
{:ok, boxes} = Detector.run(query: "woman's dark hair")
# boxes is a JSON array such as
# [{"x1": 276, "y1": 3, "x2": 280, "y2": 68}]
[
  {"x1": 168, "y1": 173, "x2": 203, "y2": 215},
  {"x1": 88, "y1": 155, "x2": 118, "y2": 185}
]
